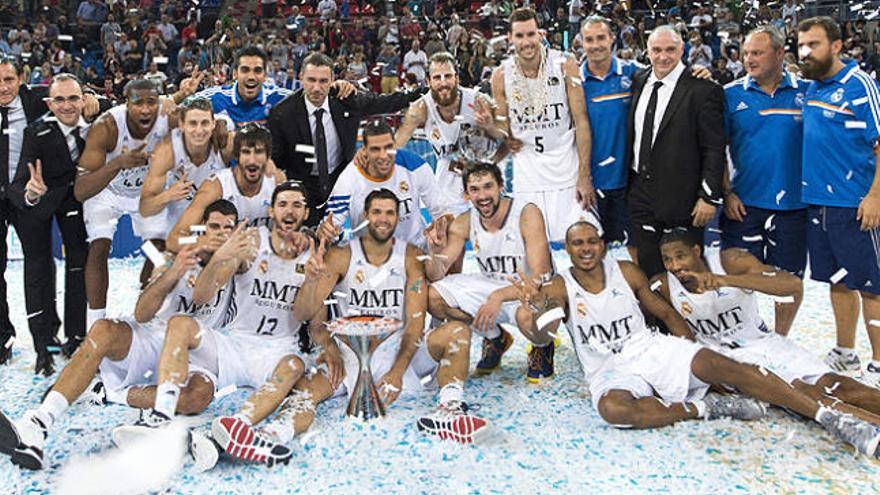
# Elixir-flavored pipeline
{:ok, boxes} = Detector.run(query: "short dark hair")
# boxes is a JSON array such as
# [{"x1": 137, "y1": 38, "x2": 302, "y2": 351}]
[
  {"x1": 271, "y1": 180, "x2": 309, "y2": 207},
  {"x1": 462, "y1": 162, "x2": 504, "y2": 190},
  {"x1": 233, "y1": 123, "x2": 272, "y2": 158},
  {"x1": 123, "y1": 78, "x2": 159, "y2": 98},
  {"x1": 797, "y1": 16, "x2": 842, "y2": 42},
  {"x1": 658, "y1": 228, "x2": 703, "y2": 250},
  {"x1": 233, "y1": 46, "x2": 268, "y2": 70},
  {"x1": 203, "y1": 199, "x2": 239, "y2": 223},
  {"x1": 565, "y1": 220, "x2": 602, "y2": 243},
  {"x1": 580, "y1": 15, "x2": 614, "y2": 35},
  {"x1": 49, "y1": 73, "x2": 82, "y2": 92},
  {"x1": 429, "y1": 51, "x2": 459, "y2": 74},
  {"x1": 180, "y1": 97, "x2": 214, "y2": 122},
  {"x1": 509, "y1": 7, "x2": 540, "y2": 28},
  {"x1": 364, "y1": 188, "x2": 400, "y2": 212},
  {"x1": 302, "y1": 52, "x2": 333, "y2": 70},
  {"x1": 362, "y1": 119, "x2": 394, "y2": 147}
]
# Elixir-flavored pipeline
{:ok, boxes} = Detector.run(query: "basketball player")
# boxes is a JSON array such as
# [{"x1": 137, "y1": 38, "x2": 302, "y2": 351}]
[
  {"x1": 114, "y1": 182, "x2": 312, "y2": 467},
  {"x1": 513, "y1": 221, "x2": 880, "y2": 457},
  {"x1": 165, "y1": 123, "x2": 285, "y2": 252},
  {"x1": 395, "y1": 51, "x2": 505, "y2": 213},
  {"x1": 198, "y1": 189, "x2": 489, "y2": 467},
  {"x1": 488, "y1": 7, "x2": 596, "y2": 243},
  {"x1": 424, "y1": 162, "x2": 556, "y2": 382},
  {"x1": 139, "y1": 98, "x2": 234, "y2": 232},
  {"x1": 656, "y1": 234, "x2": 880, "y2": 420},
  {"x1": 319, "y1": 120, "x2": 456, "y2": 249},
  {"x1": 74, "y1": 79, "x2": 172, "y2": 331},
  {"x1": 0, "y1": 200, "x2": 238, "y2": 470}
]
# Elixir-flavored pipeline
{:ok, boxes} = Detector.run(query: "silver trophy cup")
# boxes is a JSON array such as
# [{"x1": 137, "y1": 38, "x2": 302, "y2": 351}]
[{"x1": 329, "y1": 317, "x2": 401, "y2": 420}]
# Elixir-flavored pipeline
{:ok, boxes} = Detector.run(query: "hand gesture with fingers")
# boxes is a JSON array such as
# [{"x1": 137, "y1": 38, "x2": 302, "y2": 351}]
[
  {"x1": 179, "y1": 66, "x2": 205, "y2": 97},
  {"x1": 305, "y1": 236, "x2": 327, "y2": 280},
  {"x1": 509, "y1": 269, "x2": 541, "y2": 310},
  {"x1": 425, "y1": 214, "x2": 450, "y2": 254},
  {"x1": 165, "y1": 171, "x2": 193, "y2": 203},
  {"x1": 723, "y1": 191, "x2": 747, "y2": 222},
  {"x1": 214, "y1": 220, "x2": 250, "y2": 262},
  {"x1": 25, "y1": 159, "x2": 48, "y2": 203},
  {"x1": 471, "y1": 97, "x2": 494, "y2": 129},
  {"x1": 678, "y1": 269, "x2": 722, "y2": 293},
  {"x1": 112, "y1": 143, "x2": 149, "y2": 170},
  {"x1": 317, "y1": 212, "x2": 342, "y2": 245},
  {"x1": 171, "y1": 241, "x2": 201, "y2": 275}
]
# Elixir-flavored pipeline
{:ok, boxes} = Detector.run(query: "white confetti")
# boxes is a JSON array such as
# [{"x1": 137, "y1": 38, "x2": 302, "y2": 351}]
[
  {"x1": 350, "y1": 220, "x2": 370, "y2": 234},
  {"x1": 189, "y1": 225, "x2": 206, "y2": 233},
  {"x1": 4, "y1": 336, "x2": 13, "y2": 349},
  {"x1": 323, "y1": 299, "x2": 338, "y2": 305},
  {"x1": 830, "y1": 268, "x2": 847, "y2": 284},
  {"x1": 811, "y1": 218, "x2": 820, "y2": 225},
  {"x1": 772, "y1": 296, "x2": 795, "y2": 304},
  {"x1": 420, "y1": 375, "x2": 433, "y2": 385},
  {"x1": 536, "y1": 307, "x2": 565, "y2": 330},
  {"x1": 826, "y1": 184, "x2": 834, "y2": 194},
  {"x1": 178, "y1": 236, "x2": 197, "y2": 245},
  {"x1": 66, "y1": 210, "x2": 80, "y2": 217},
  {"x1": 141, "y1": 241, "x2": 165, "y2": 267},
  {"x1": 650, "y1": 280, "x2": 662, "y2": 291},
  {"x1": 775, "y1": 190, "x2": 786, "y2": 204},
  {"x1": 764, "y1": 215, "x2": 775, "y2": 231},
  {"x1": 216, "y1": 384, "x2": 237, "y2": 398},
  {"x1": 596, "y1": 189, "x2": 605, "y2": 199},
  {"x1": 332, "y1": 291, "x2": 348, "y2": 299},
  {"x1": 741, "y1": 235, "x2": 762, "y2": 242},
  {"x1": 762, "y1": 271, "x2": 777, "y2": 277},
  {"x1": 296, "y1": 144, "x2": 316, "y2": 155},
  {"x1": 868, "y1": 320, "x2": 880, "y2": 328},
  {"x1": 597, "y1": 156, "x2": 616, "y2": 167},
  {"x1": 846, "y1": 170, "x2": 854, "y2": 181},
  {"x1": 641, "y1": 225, "x2": 656, "y2": 232},
  {"x1": 416, "y1": 255, "x2": 431, "y2": 261},
  {"x1": 143, "y1": 370, "x2": 153, "y2": 379}
]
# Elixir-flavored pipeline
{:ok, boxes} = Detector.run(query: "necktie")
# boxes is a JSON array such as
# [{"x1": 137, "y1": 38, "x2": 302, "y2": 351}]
[
  {"x1": 313, "y1": 108, "x2": 330, "y2": 193},
  {"x1": 0, "y1": 106, "x2": 8, "y2": 190},
  {"x1": 73, "y1": 126, "x2": 86, "y2": 161},
  {"x1": 638, "y1": 81, "x2": 663, "y2": 174}
]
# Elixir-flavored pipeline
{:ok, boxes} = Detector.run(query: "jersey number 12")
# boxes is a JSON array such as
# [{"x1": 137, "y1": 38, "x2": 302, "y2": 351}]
[{"x1": 256, "y1": 315, "x2": 278, "y2": 335}]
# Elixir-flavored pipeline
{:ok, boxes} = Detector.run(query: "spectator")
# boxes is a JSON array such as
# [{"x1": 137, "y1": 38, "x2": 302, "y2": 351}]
[
  {"x1": 76, "y1": 0, "x2": 107, "y2": 24},
  {"x1": 782, "y1": 0, "x2": 799, "y2": 25},
  {"x1": 145, "y1": 60, "x2": 168, "y2": 92},
  {"x1": 403, "y1": 40, "x2": 428, "y2": 84},
  {"x1": 100, "y1": 13, "x2": 122, "y2": 47},
  {"x1": 318, "y1": 0, "x2": 337, "y2": 21},
  {"x1": 261, "y1": 0, "x2": 278, "y2": 19},
  {"x1": 687, "y1": 32, "x2": 713, "y2": 68},
  {"x1": 348, "y1": 51, "x2": 368, "y2": 81},
  {"x1": 710, "y1": 57, "x2": 734, "y2": 85},
  {"x1": 377, "y1": 43, "x2": 400, "y2": 94}
]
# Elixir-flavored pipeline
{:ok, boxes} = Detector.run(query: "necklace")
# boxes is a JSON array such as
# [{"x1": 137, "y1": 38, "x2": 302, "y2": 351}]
[{"x1": 510, "y1": 45, "x2": 549, "y2": 118}]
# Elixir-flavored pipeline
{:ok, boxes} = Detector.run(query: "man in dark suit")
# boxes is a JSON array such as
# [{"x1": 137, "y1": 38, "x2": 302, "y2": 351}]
[
  {"x1": 268, "y1": 52, "x2": 427, "y2": 226},
  {"x1": 626, "y1": 25, "x2": 726, "y2": 278},
  {"x1": 8, "y1": 74, "x2": 95, "y2": 376}
]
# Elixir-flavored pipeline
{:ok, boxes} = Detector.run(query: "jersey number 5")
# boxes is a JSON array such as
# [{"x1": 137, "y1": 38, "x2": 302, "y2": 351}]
[
  {"x1": 534, "y1": 136, "x2": 544, "y2": 153},
  {"x1": 256, "y1": 315, "x2": 278, "y2": 335}
]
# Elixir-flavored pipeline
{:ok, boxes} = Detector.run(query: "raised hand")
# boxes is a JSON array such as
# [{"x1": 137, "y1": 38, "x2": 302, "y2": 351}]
[
  {"x1": 82, "y1": 93, "x2": 100, "y2": 120},
  {"x1": 425, "y1": 213, "x2": 451, "y2": 254},
  {"x1": 332, "y1": 79, "x2": 357, "y2": 99},
  {"x1": 179, "y1": 66, "x2": 205, "y2": 97},
  {"x1": 470, "y1": 96, "x2": 494, "y2": 129},
  {"x1": 214, "y1": 220, "x2": 250, "y2": 262},
  {"x1": 25, "y1": 159, "x2": 48, "y2": 203},
  {"x1": 317, "y1": 211, "x2": 342, "y2": 245},
  {"x1": 170, "y1": 241, "x2": 201, "y2": 275},
  {"x1": 165, "y1": 170, "x2": 193, "y2": 203},
  {"x1": 111, "y1": 143, "x2": 149, "y2": 170},
  {"x1": 305, "y1": 236, "x2": 327, "y2": 280}
]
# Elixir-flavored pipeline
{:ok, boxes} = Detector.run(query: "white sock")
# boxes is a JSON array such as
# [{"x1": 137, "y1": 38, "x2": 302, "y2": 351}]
[
  {"x1": 233, "y1": 413, "x2": 252, "y2": 426},
  {"x1": 36, "y1": 391, "x2": 69, "y2": 428},
  {"x1": 154, "y1": 382, "x2": 181, "y2": 418},
  {"x1": 86, "y1": 308, "x2": 105, "y2": 331},
  {"x1": 261, "y1": 420, "x2": 295, "y2": 444},
  {"x1": 438, "y1": 382, "x2": 464, "y2": 406},
  {"x1": 835, "y1": 346, "x2": 857, "y2": 358},
  {"x1": 481, "y1": 325, "x2": 502, "y2": 340},
  {"x1": 690, "y1": 400, "x2": 707, "y2": 419},
  {"x1": 815, "y1": 405, "x2": 832, "y2": 423},
  {"x1": 105, "y1": 386, "x2": 130, "y2": 405}
]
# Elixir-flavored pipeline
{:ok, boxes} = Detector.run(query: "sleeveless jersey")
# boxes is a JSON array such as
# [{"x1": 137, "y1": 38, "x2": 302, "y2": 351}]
[
  {"x1": 422, "y1": 87, "x2": 478, "y2": 199},
  {"x1": 335, "y1": 238, "x2": 407, "y2": 320},
  {"x1": 501, "y1": 49, "x2": 578, "y2": 193},
  {"x1": 153, "y1": 262, "x2": 232, "y2": 329},
  {"x1": 166, "y1": 128, "x2": 228, "y2": 227},
  {"x1": 665, "y1": 257, "x2": 772, "y2": 348},
  {"x1": 212, "y1": 168, "x2": 275, "y2": 228},
  {"x1": 225, "y1": 227, "x2": 309, "y2": 341},
  {"x1": 469, "y1": 199, "x2": 529, "y2": 282},
  {"x1": 560, "y1": 259, "x2": 650, "y2": 377},
  {"x1": 105, "y1": 104, "x2": 170, "y2": 198}
]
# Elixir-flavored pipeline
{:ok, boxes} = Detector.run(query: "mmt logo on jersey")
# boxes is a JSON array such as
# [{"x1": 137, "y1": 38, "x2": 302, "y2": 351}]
[
  {"x1": 511, "y1": 102, "x2": 567, "y2": 130},
  {"x1": 250, "y1": 278, "x2": 301, "y2": 307},
  {"x1": 575, "y1": 315, "x2": 634, "y2": 353},
  {"x1": 686, "y1": 306, "x2": 745, "y2": 339},
  {"x1": 349, "y1": 288, "x2": 405, "y2": 314}
]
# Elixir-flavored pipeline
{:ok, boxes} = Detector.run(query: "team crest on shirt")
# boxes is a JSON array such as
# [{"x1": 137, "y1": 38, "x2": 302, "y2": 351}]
[
  {"x1": 681, "y1": 301, "x2": 693, "y2": 315},
  {"x1": 432, "y1": 128, "x2": 442, "y2": 141},
  {"x1": 472, "y1": 239, "x2": 480, "y2": 252},
  {"x1": 548, "y1": 76, "x2": 560, "y2": 86},
  {"x1": 830, "y1": 88, "x2": 844, "y2": 103},
  {"x1": 355, "y1": 270, "x2": 366, "y2": 284},
  {"x1": 186, "y1": 274, "x2": 197, "y2": 288},
  {"x1": 795, "y1": 93, "x2": 804, "y2": 107},
  {"x1": 295, "y1": 263, "x2": 305, "y2": 274},
  {"x1": 259, "y1": 259, "x2": 269, "y2": 274},
  {"x1": 576, "y1": 302, "x2": 587, "y2": 317},
  {"x1": 399, "y1": 180, "x2": 409, "y2": 193},
  {"x1": 621, "y1": 76, "x2": 632, "y2": 89}
]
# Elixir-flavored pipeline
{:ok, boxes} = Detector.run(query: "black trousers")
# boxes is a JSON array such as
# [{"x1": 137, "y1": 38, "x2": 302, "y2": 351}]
[
  {"x1": 16, "y1": 192, "x2": 88, "y2": 353},
  {"x1": 0, "y1": 197, "x2": 16, "y2": 341},
  {"x1": 300, "y1": 164, "x2": 347, "y2": 228}
]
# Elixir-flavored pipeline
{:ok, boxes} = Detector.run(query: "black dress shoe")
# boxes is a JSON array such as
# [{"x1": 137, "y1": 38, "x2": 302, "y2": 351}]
[
  {"x1": 0, "y1": 335, "x2": 12, "y2": 365},
  {"x1": 61, "y1": 336, "x2": 84, "y2": 358},
  {"x1": 47, "y1": 337, "x2": 62, "y2": 355},
  {"x1": 35, "y1": 352, "x2": 55, "y2": 377}
]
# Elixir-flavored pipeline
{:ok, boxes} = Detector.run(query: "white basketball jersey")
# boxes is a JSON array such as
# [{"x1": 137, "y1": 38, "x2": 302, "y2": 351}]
[
  {"x1": 665, "y1": 257, "x2": 772, "y2": 348},
  {"x1": 422, "y1": 88, "x2": 478, "y2": 199},
  {"x1": 154, "y1": 263, "x2": 232, "y2": 329},
  {"x1": 469, "y1": 199, "x2": 529, "y2": 282},
  {"x1": 166, "y1": 129, "x2": 228, "y2": 227},
  {"x1": 212, "y1": 168, "x2": 275, "y2": 228},
  {"x1": 560, "y1": 259, "x2": 650, "y2": 377},
  {"x1": 105, "y1": 104, "x2": 170, "y2": 198},
  {"x1": 502, "y1": 49, "x2": 578, "y2": 193},
  {"x1": 335, "y1": 239, "x2": 407, "y2": 320},
  {"x1": 225, "y1": 227, "x2": 309, "y2": 341}
]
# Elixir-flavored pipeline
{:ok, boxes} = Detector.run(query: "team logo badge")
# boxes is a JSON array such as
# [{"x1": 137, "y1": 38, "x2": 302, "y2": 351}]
[
  {"x1": 355, "y1": 270, "x2": 366, "y2": 284},
  {"x1": 577, "y1": 302, "x2": 587, "y2": 317},
  {"x1": 187, "y1": 274, "x2": 197, "y2": 288},
  {"x1": 259, "y1": 260, "x2": 269, "y2": 274},
  {"x1": 621, "y1": 76, "x2": 632, "y2": 89},
  {"x1": 432, "y1": 128, "x2": 441, "y2": 141},
  {"x1": 611, "y1": 288, "x2": 623, "y2": 297},
  {"x1": 830, "y1": 88, "x2": 844, "y2": 103},
  {"x1": 295, "y1": 264, "x2": 305, "y2": 274},
  {"x1": 399, "y1": 180, "x2": 409, "y2": 193},
  {"x1": 548, "y1": 76, "x2": 560, "y2": 86},
  {"x1": 795, "y1": 93, "x2": 804, "y2": 107},
  {"x1": 681, "y1": 302, "x2": 693, "y2": 315},
  {"x1": 472, "y1": 239, "x2": 480, "y2": 252}
]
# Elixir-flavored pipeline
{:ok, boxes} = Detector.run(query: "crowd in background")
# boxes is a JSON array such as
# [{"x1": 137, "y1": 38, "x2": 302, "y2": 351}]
[{"x1": 0, "y1": 0, "x2": 873, "y2": 102}]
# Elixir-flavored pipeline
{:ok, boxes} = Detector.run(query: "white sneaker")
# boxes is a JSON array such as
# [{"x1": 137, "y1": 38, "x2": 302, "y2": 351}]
[
  {"x1": 825, "y1": 349, "x2": 861, "y2": 374},
  {"x1": 189, "y1": 430, "x2": 222, "y2": 472},
  {"x1": 0, "y1": 410, "x2": 48, "y2": 470},
  {"x1": 211, "y1": 417, "x2": 292, "y2": 467},
  {"x1": 416, "y1": 401, "x2": 491, "y2": 444},
  {"x1": 73, "y1": 376, "x2": 107, "y2": 407},
  {"x1": 862, "y1": 363, "x2": 880, "y2": 389},
  {"x1": 111, "y1": 409, "x2": 171, "y2": 448}
]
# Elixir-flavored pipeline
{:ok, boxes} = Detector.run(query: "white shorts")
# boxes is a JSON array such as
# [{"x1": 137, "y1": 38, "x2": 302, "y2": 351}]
[
  {"x1": 515, "y1": 187, "x2": 602, "y2": 244},
  {"x1": 83, "y1": 188, "x2": 168, "y2": 242},
  {"x1": 203, "y1": 332, "x2": 302, "y2": 390},
  {"x1": 588, "y1": 334, "x2": 710, "y2": 410},
  {"x1": 435, "y1": 159, "x2": 471, "y2": 217},
  {"x1": 714, "y1": 334, "x2": 831, "y2": 386},
  {"x1": 431, "y1": 273, "x2": 520, "y2": 335},
  {"x1": 98, "y1": 317, "x2": 165, "y2": 402},
  {"x1": 335, "y1": 330, "x2": 439, "y2": 400}
]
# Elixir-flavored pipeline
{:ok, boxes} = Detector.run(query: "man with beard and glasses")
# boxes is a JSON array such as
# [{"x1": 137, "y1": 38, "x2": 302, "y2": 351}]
[
  {"x1": 395, "y1": 51, "x2": 506, "y2": 214},
  {"x1": 424, "y1": 162, "x2": 557, "y2": 382},
  {"x1": 164, "y1": 124, "x2": 286, "y2": 252},
  {"x1": 797, "y1": 17, "x2": 880, "y2": 387}
]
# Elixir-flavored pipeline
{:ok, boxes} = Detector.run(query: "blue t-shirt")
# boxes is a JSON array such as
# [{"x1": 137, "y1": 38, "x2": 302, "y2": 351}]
[
  {"x1": 802, "y1": 60, "x2": 880, "y2": 208},
  {"x1": 580, "y1": 57, "x2": 641, "y2": 190},
  {"x1": 192, "y1": 81, "x2": 298, "y2": 129},
  {"x1": 724, "y1": 72, "x2": 805, "y2": 210}
]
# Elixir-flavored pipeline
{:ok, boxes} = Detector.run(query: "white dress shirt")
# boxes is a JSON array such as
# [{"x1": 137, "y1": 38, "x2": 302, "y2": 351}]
[
  {"x1": 58, "y1": 117, "x2": 88, "y2": 162},
  {"x1": 4, "y1": 95, "x2": 27, "y2": 183},
  {"x1": 632, "y1": 61, "x2": 686, "y2": 172},
  {"x1": 304, "y1": 97, "x2": 342, "y2": 175}
]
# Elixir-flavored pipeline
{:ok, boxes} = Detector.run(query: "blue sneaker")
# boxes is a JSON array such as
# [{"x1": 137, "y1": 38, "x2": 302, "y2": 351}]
[
  {"x1": 475, "y1": 328, "x2": 513, "y2": 376},
  {"x1": 527, "y1": 340, "x2": 555, "y2": 383}
]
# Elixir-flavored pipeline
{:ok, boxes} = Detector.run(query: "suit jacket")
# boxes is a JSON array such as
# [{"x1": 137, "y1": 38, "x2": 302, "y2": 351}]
[
  {"x1": 268, "y1": 87, "x2": 426, "y2": 181},
  {"x1": 9, "y1": 115, "x2": 84, "y2": 219},
  {"x1": 626, "y1": 66, "x2": 726, "y2": 223},
  {"x1": 0, "y1": 85, "x2": 49, "y2": 200}
]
